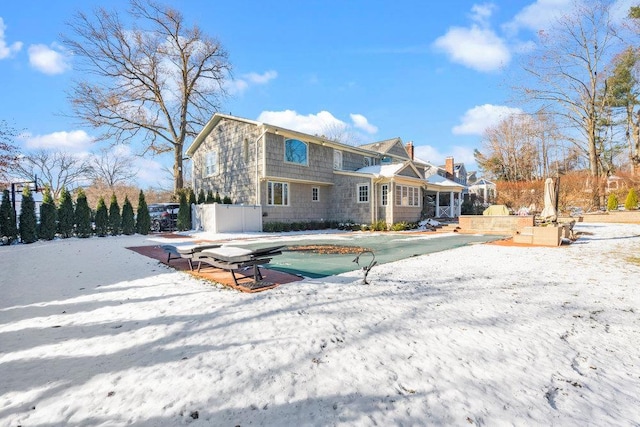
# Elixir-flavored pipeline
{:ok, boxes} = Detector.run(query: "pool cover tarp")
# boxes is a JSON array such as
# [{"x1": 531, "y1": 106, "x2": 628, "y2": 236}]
[{"x1": 229, "y1": 233, "x2": 504, "y2": 278}]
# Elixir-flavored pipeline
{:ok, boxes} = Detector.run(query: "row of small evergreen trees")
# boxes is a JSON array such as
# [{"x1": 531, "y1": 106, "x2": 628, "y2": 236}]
[
  {"x1": 606, "y1": 188, "x2": 639, "y2": 211},
  {"x1": 0, "y1": 187, "x2": 153, "y2": 244},
  {"x1": 0, "y1": 186, "x2": 234, "y2": 244}
]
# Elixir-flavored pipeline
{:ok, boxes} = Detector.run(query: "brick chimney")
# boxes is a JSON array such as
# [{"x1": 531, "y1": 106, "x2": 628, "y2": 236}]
[
  {"x1": 445, "y1": 156, "x2": 454, "y2": 177},
  {"x1": 405, "y1": 141, "x2": 414, "y2": 160}
]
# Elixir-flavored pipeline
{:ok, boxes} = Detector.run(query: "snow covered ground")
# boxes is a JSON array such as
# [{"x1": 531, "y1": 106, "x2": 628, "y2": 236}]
[{"x1": 1, "y1": 222, "x2": 639, "y2": 426}]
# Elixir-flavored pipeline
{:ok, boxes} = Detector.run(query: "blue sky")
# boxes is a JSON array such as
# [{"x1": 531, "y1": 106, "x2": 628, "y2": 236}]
[{"x1": 0, "y1": 0, "x2": 635, "y2": 188}]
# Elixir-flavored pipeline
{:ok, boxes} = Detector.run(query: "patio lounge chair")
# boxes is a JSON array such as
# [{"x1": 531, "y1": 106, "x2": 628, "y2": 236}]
[
  {"x1": 161, "y1": 243, "x2": 222, "y2": 270},
  {"x1": 192, "y1": 245, "x2": 284, "y2": 287}
]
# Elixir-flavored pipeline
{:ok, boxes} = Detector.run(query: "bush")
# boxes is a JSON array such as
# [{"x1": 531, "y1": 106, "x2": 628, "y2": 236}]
[
  {"x1": 197, "y1": 188, "x2": 206, "y2": 204},
  {"x1": 39, "y1": 187, "x2": 57, "y2": 240},
  {"x1": 624, "y1": 188, "x2": 638, "y2": 210},
  {"x1": 607, "y1": 193, "x2": 619, "y2": 211},
  {"x1": 206, "y1": 190, "x2": 214, "y2": 204},
  {"x1": 57, "y1": 187, "x2": 75, "y2": 238},
  {"x1": 108, "y1": 194, "x2": 121, "y2": 235},
  {"x1": 95, "y1": 197, "x2": 109, "y2": 237},
  {"x1": 19, "y1": 186, "x2": 38, "y2": 243},
  {"x1": 370, "y1": 220, "x2": 387, "y2": 231},
  {"x1": 222, "y1": 195, "x2": 232, "y2": 204},
  {"x1": 75, "y1": 188, "x2": 92, "y2": 238},
  {"x1": 0, "y1": 189, "x2": 17, "y2": 244},
  {"x1": 214, "y1": 192, "x2": 222, "y2": 204},
  {"x1": 136, "y1": 190, "x2": 151, "y2": 235},
  {"x1": 121, "y1": 196, "x2": 135, "y2": 235},
  {"x1": 177, "y1": 191, "x2": 190, "y2": 231}
]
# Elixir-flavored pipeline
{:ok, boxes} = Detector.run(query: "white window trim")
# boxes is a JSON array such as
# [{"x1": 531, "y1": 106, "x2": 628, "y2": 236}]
[
  {"x1": 395, "y1": 184, "x2": 420, "y2": 207},
  {"x1": 267, "y1": 181, "x2": 290, "y2": 206},
  {"x1": 312, "y1": 187, "x2": 320, "y2": 202},
  {"x1": 357, "y1": 183, "x2": 369, "y2": 203},
  {"x1": 204, "y1": 149, "x2": 219, "y2": 177},
  {"x1": 381, "y1": 184, "x2": 388, "y2": 206},
  {"x1": 333, "y1": 150, "x2": 343, "y2": 170}
]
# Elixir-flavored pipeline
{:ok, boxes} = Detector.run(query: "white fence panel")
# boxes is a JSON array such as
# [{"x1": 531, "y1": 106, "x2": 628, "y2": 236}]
[{"x1": 192, "y1": 204, "x2": 262, "y2": 233}]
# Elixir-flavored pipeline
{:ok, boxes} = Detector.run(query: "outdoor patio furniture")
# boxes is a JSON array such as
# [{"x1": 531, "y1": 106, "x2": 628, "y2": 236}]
[
  {"x1": 192, "y1": 245, "x2": 284, "y2": 287},
  {"x1": 161, "y1": 243, "x2": 222, "y2": 270}
]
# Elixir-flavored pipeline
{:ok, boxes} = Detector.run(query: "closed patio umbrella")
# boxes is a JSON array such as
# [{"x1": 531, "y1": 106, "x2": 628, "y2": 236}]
[{"x1": 540, "y1": 177, "x2": 557, "y2": 222}]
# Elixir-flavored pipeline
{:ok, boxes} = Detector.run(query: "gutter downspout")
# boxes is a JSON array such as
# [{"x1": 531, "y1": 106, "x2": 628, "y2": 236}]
[{"x1": 254, "y1": 127, "x2": 269, "y2": 206}]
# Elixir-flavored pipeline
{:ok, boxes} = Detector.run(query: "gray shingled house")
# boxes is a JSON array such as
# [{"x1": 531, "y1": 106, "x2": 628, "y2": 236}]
[{"x1": 185, "y1": 113, "x2": 464, "y2": 226}]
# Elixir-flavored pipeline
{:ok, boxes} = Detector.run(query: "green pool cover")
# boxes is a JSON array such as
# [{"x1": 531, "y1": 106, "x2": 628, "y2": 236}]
[{"x1": 231, "y1": 233, "x2": 505, "y2": 278}]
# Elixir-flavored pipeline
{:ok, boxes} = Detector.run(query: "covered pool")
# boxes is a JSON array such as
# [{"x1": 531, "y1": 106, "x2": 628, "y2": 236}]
[{"x1": 227, "y1": 232, "x2": 505, "y2": 278}]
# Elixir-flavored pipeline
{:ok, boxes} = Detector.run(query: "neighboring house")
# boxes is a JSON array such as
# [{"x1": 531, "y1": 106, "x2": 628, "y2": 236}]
[
  {"x1": 186, "y1": 113, "x2": 465, "y2": 225},
  {"x1": 468, "y1": 178, "x2": 497, "y2": 205}
]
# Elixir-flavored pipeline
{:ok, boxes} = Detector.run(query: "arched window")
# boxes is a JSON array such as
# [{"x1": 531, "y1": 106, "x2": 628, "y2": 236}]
[{"x1": 284, "y1": 139, "x2": 308, "y2": 165}]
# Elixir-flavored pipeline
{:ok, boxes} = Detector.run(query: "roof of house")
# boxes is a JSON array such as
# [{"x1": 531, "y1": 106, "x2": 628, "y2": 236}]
[{"x1": 426, "y1": 173, "x2": 466, "y2": 188}]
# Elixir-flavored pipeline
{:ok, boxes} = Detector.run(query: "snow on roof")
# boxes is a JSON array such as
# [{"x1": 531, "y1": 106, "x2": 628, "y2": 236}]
[
  {"x1": 355, "y1": 163, "x2": 405, "y2": 177},
  {"x1": 427, "y1": 173, "x2": 465, "y2": 188}
]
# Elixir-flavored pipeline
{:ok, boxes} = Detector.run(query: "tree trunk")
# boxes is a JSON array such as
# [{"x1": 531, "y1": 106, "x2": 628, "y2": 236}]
[{"x1": 174, "y1": 144, "x2": 184, "y2": 192}]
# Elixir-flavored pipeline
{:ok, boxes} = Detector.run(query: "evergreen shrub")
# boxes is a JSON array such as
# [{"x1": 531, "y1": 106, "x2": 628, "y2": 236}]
[
  {"x1": 108, "y1": 194, "x2": 121, "y2": 235},
  {"x1": 136, "y1": 190, "x2": 151, "y2": 235},
  {"x1": 607, "y1": 193, "x2": 619, "y2": 211},
  {"x1": 39, "y1": 187, "x2": 57, "y2": 240},
  {"x1": 19, "y1": 186, "x2": 38, "y2": 243},
  {"x1": 121, "y1": 196, "x2": 135, "y2": 235},
  {"x1": 1, "y1": 188, "x2": 18, "y2": 244},
  {"x1": 625, "y1": 188, "x2": 638, "y2": 210},
  {"x1": 95, "y1": 197, "x2": 108, "y2": 237},
  {"x1": 57, "y1": 187, "x2": 75, "y2": 238},
  {"x1": 75, "y1": 188, "x2": 92, "y2": 238}
]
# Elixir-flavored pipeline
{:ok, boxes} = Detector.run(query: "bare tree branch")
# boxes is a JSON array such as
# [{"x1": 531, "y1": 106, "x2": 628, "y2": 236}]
[{"x1": 62, "y1": 0, "x2": 231, "y2": 192}]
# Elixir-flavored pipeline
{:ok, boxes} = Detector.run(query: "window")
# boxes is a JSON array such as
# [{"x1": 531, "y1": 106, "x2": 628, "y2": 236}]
[
  {"x1": 357, "y1": 183, "x2": 369, "y2": 203},
  {"x1": 243, "y1": 138, "x2": 249, "y2": 162},
  {"x1": 381, "y1": 184, "x2": 388, "y2": 206},
  {"x1": 363, "y1": 157, "x2": 372, "y2": 167},
  {"x1": 267, "y1": 181, "x2": 289, "y2": 206},
  {"x1": 395, "y1": 185, "x2": 420, "y2": 206},
  {"x1": 312, "y1": 187, "x2": 319, "y2": 202},
  {"x1": 333, "y1": 150, "x2": 343, "y2": 170},
  {"x1": 204, "y1": 150, "x2": 218, "y2": 176},
  {"x1": 284, "y1": 139, "x2": 308, "y2": 165}
]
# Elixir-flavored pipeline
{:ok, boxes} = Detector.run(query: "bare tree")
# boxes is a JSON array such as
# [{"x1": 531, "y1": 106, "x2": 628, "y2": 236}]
[
  {"x1": 516, "y1": 1, "x2": 621, "y2": 207},
  {"x1": 15, "y1": 150, "x2": 93, "y2": 200},
  {"x1": 88, "y1": 147, "x2": 138, "y2": 189},
  {"x1": 63, "y1": 0, "x2": 231, "y2": 192},
  {"x1": 0, "y1": 120, "x2": 18, "y2": 185}
]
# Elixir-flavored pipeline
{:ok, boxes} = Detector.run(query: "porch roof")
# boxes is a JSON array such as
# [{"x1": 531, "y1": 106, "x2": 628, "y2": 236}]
[{"x1": 427, "y1": 174, "x2": 466, "y2": 189}]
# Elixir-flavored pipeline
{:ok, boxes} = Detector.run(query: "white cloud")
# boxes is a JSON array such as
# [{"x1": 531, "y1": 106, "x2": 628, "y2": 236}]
[
  {"x1": 0, "y1": 17, "x2": 22, "y2": 59},
  {"x1": 227, "y1": 70, "x2": 277, "y2": 95},
  {"x1": 258, "y1": 110, "x2": 347, "y2": 136},
  {"x1": 470, "y1": 3, "x2": 497, "y2": 26},
  {"x1": 350, "y1": 114, "x2": 378, "y2": 134},
  {"x1": 503, "y1": 0, "x2": 574, "y2": 34},
  {"x1": 452, "y1": 104, "x2": 523, "y2": 135},
  {"x1": 433, "y1": 25, "x2": 510, "y2": 72},
  {"x1": 21, "y1": 130, "x2": 94, "y2": 152},
  {"x1": 28, "y1": 43, "x2": 71, "y2": 75},
  {"x1": 257, "y1": 110, "x2": 379, "y2": 140},
  {"x1": 414, "y1": 144, "x2": 477, "y2": 170}
]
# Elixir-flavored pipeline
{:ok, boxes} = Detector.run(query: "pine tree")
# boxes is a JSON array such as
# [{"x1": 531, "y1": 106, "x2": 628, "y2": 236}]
[
  {"x1": 222, "y1": 195, "x2": 232, "y2": 204},
  {"x1": 95, "y1": 196, "x2": 108, "y2": 237},
  {"x1": 121, "y1": 196, "x2": 135, "y2": 235},
  {"x1": 197, "y1": 188, "x2": 205, "y2": 204},
  {"x1": 136, "y1": 190, "x2": 150, "y2": 235},
  {"x1": 39, "y1": 186, "x2": 57, "y2": 240},
  {"x1": 0, "y1": 188, "x2": 18, "y2": 244},
  {"x1": 214, "y1": 191, "x2": 222, "y2": 204},
  {"x1": 177, "y1": 191, "x2": 190, "y2": 231},
  {"x1": 607, "y1": 193, "x2": 618, "y2": 211},
  {"x1": 108, "y1": 194, "x2": 121, "y2": 235},
  {"x1": 57, "y1": 187, "x2": 75, "y2": 238},
  {"x1": 206, "y1": 190, "x2": 214, "y2": 204},
  {"x1": 625, "y1": 188, "x2": 638, "y2": 210},
  {"x1": 75, "y1": 188, "x2": 92, "y2": 238},
  {"x1": 19, "y1": 186, "x2": 38, "y2": 243}
]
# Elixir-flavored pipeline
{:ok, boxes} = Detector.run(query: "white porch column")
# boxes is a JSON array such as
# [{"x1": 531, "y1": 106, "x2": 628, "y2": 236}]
[
  {"x1": 435, "y1": 191, "x2": 440, "y2": 217},
  {"x1": 458, "y1": 193, "x2": 462, "y2": 216},
  {"x1": 449, "y1": 191, "x2": 454, "y2": 218}
]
